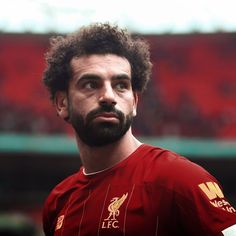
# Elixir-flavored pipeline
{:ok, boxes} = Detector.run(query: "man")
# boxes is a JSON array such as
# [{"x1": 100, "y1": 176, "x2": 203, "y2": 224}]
[{"x1": 42, "y1": 23, "x2": 236, "y2": 235}]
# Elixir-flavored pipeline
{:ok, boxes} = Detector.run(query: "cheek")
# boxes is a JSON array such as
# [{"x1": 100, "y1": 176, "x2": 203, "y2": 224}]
[
  {"x1": 68, "y1": 99, "x2": 83, "y2": 116},
  {"x1": 70, "y1": 100, "x2": 98, "y2": 120},
  {"x1": 69, "y1": 94, "x2": 88, "y2": 114},
  {"x1": 120, "y1": 95, "x2": 137, "y2": 115}
]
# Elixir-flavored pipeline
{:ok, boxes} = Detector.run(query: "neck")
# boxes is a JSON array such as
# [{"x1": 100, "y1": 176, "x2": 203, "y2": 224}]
[{"x1": 75, "y1": 129, "x2": 142, "y2": 174}]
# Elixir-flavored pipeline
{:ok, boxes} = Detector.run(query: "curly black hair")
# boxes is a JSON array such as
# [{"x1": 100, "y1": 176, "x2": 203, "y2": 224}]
[{"x1": 43, "y1": 22, "x2": 152, "y2": 102}]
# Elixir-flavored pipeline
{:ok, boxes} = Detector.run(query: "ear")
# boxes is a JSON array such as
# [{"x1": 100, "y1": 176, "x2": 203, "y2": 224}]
[
  {"x1": 54, "y1": 91, "x2": 69, "y2": 121},
  {"x1": 132, "y1": 92, "x2": 139, "y2": 117}
]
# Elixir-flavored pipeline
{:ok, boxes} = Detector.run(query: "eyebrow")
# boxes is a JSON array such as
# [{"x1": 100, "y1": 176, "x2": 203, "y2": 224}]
[
  {"x1": 78, "y1": 74, "x2": 100, "y2": 82},
  {"x1": 112, "y1": 74, "x2": 131, "y2": 81},
  {"x1": 76, "y1": 73, "x2": 131, "y2": 84}
]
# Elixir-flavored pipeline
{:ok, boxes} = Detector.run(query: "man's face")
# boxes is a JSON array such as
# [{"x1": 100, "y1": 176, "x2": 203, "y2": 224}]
[{"x1": 56, "y1": 54, "x2": 138, "y2": 146}]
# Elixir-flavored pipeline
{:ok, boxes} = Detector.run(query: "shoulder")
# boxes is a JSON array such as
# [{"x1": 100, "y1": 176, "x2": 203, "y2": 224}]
[
  {"x1": 141, "y1": 145, "x2": 236, "y2": 234},
  {"x1": 44, "y1": 171, "x2": 80, "y2": 208},
  {"x1": 42, "y1": 170, "x2": 81, "y2": 232},
  {"x1": 139, "y1": 144, "x2": 215, "y2": 185}
]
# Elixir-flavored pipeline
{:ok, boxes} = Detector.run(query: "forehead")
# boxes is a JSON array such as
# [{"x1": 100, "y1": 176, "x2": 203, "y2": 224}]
[{"x1": 70, "y1": 54, "x2": 131, "y2": 78}]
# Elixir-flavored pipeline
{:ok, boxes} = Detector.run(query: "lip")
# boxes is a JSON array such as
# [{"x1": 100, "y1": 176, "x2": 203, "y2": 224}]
[
  {"x1": 95, "y1": 112, "x2": 118, "y2": 118},
  {"x1": 94, "y1": 112, "x2": 119, "y2": 122}
]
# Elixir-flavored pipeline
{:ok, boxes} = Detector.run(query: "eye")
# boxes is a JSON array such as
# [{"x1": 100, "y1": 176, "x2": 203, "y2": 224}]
[
  {"x1": 115, "y1": 81, "x2": 129, "y2": 91},
  {"x1": 83, "y1": 81, "x2": 98, "y2": 89}
]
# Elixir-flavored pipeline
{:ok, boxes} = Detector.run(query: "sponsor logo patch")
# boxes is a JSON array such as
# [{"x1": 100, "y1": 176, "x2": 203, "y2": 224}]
[{"x1": 198, "y1": 182, "x2": 236, "y2": 213}]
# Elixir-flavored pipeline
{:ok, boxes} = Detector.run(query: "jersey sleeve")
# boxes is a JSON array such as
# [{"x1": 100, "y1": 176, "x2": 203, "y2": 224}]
[
  {"x1": 42, "y1": 172, "x2": 79, "y2": 236},
  {"x1": 171, "y1": 157, "x2": 236, "y2": 235},
  {"x1": 42, "y1": 193, "x2": 57, "y2": 236}
]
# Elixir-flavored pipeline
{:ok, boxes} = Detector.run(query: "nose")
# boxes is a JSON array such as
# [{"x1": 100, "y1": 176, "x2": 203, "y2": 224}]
[{"x1": 98, "y1": 83, "x2": 117, "y2": 106}]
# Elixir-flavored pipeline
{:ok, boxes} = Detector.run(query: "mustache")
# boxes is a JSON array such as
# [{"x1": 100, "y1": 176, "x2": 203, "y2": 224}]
[{"x1": 86, "y1": 104, "x2": 124, "y2": 123}]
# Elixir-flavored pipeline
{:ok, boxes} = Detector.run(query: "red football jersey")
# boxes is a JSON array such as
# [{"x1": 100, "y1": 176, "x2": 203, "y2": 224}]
[{"x1": 43, "y1": 144, "x2": 236, "y2": 235}]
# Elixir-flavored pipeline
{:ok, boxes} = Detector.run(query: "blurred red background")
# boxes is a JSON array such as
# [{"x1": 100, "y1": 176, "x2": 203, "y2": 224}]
[{"x1": 1, "y1": 32, "x2": 236, "y2": 138}]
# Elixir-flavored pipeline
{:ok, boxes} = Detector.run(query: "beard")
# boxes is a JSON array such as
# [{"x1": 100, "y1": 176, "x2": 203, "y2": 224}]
[{"x1": 68, "y1": 103, "x2": 134, "y2": 147}]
